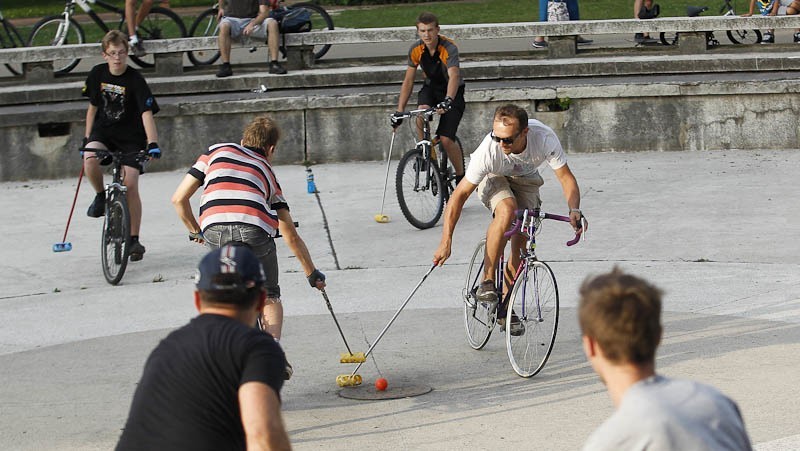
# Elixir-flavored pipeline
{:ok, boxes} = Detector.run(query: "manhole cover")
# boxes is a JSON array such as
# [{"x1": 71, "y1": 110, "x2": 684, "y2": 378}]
[{"x1": 337, "y1": 384, "x2": 432, "y2": 400}]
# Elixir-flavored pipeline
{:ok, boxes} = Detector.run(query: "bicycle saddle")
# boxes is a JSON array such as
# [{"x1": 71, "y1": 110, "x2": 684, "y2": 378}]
[{"x1": 687, "y1": 5, "x2": 709, "y2": 16}]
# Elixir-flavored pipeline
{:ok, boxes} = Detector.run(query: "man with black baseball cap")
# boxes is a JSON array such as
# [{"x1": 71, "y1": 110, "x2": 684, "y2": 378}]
[{"x1": 116, "y1": 243, "x2": 291, "y2": 451}]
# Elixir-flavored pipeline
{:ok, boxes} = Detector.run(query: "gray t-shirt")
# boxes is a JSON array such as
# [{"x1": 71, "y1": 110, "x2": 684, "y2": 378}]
[{"x1": 583, "y1": 375, "x2": 752, "y2": 451}]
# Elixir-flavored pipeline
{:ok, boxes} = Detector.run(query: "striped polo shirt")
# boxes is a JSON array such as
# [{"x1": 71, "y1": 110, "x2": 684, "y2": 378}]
[
  {"x1": 189, "y1": 143, "x2": 287, "y2": 236},
  {"x1": 407, "y1": 35, "x2": 465, "y2": 88}
]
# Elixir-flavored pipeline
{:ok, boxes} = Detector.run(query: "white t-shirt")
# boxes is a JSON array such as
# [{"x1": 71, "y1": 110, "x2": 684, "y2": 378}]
[
  {"x1": 582, "y1": 375, "x2": 753, "y2": 451},
  {"x1": 464, "y1": 119, "x2": 567, "y2": 186}
]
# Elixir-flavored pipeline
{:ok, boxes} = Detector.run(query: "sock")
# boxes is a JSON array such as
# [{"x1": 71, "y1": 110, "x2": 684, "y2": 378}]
[
  {"x1": 130, "y1": 34, "x2": 139, "y2": 45},
  {"x1": 131, "y1": 235, "x2": 139, "y2": 243}
]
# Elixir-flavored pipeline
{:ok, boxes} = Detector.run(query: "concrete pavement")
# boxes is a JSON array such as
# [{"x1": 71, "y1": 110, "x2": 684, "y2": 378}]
[{"x1": 1, "y1": 149, "x2": 799, "y2": 450}]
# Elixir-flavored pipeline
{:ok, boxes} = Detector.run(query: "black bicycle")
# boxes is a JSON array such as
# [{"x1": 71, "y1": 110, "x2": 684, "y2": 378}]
[
  {"x1": 660, "y1": 0, "x2": 761, "y2": 46},
  {"x1": 88, "y1": 149, "x2": 148, "y2": 285},
  {"x1": 27, "y1": 0, "x2": 186, "y2": 74},
  {"x1": 187, "y1": 0, "x2": 334, "y2": 66},
  {"x1": 393, "y1": 107, "x2": 464, "y2": 230},
  {"x1": 0, "y1": 6, "x2": 25, "y2": 76}
]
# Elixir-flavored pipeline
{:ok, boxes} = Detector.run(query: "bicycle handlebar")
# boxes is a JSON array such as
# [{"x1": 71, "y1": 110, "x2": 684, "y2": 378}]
[
  {"x1": 391, "y1": 107, "x2": 437, "y2": 121},
  {"x1": 503, "y1": 208, "x2": 587, "y2": 246}
]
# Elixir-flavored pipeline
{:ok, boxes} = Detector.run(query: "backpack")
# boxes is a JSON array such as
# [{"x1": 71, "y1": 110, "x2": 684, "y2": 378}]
[{"x1": 270, "y1": 7, "x2": 312, "y2": 33}]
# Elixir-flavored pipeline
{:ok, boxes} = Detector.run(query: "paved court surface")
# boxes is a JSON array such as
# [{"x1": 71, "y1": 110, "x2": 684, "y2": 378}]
[{"x1": 1, "y1": 148, "x2": 799, "y2": 450}]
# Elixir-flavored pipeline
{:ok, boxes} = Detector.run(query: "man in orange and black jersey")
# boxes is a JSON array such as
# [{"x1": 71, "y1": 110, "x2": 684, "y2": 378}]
[{"x1": 392, "y1": 11, "x2": 466, "y2": 184}]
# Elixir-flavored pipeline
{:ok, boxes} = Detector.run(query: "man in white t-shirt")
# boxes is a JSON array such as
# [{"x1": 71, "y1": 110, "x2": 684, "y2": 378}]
[
  {"x1": 432, "y1": 104, "x2": 582, "y2": 333},
  {"x1": 579, "y1": 268, "x2": 753, "y2": 451}
]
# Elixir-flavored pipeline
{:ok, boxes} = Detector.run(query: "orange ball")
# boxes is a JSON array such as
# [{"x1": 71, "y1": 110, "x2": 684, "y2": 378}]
[{"x1": 375, "y1": 377, "x2": 388, "y2": 391}]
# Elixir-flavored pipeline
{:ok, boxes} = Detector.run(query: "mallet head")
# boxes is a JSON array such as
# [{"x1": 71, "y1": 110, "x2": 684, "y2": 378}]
[
  {"x1": 374, "y1": 214, "x2": 390, "y2": 223},
  {"x1": 340, "y1": 352, "x2": 366, "y2": 363},
  {"x1": 53, "y1": 242, "x2": 72, "y2": 252},
  {"x1": 336, "y1": 374, "x2": 363, "y2": 387}
]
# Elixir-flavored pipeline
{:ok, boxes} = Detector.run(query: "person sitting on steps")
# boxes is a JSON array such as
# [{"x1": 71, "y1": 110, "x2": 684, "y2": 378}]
[{"x1": 215, "y1": 0, "x2": 287, "y2": 77}]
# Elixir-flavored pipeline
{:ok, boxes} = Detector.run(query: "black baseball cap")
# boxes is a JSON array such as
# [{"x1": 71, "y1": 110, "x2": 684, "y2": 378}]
[{"x1": 195, "y1": 243, "x2": 265, "y2": 292}]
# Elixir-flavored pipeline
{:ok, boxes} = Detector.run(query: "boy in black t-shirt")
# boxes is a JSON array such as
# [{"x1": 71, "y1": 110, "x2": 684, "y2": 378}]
[{"x1": 82, "y1": 30, "x2": 161, "y2": 261}]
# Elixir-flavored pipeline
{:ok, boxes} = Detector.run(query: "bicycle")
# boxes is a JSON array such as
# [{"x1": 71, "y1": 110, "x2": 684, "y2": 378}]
[
  {"x1": 187, "y1": 0, "x2": 334, "y2": 67},
  {"x1": 27, "y1": 0, "x2": 186, "y2": 74},
  {"x1": 88, "y1": 149, "x2": 149, "y2": 285},
  {"x1": 463, "y1": 208, "x2": 587, "y2": 377},
  {"x1": 0, "y1": 6, "x2": 25, "y2": 76},
  {"x1": 660, "y1": 0, "x2": 761, "y2": 46},
  {"x1": 393, "y1": 107, "x2": 464, "y2": 230}
]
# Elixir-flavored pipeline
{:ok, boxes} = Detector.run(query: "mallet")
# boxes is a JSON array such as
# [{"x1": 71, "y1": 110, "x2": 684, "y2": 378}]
[
  {"x1": 53, "y1": 166, "x2": 84, "y2": 253},
  {"x1": 320, "y1": 289, "x2": 366, "y2": 364},
  {"x1": 374, "y1": 130, "x2": 396, "y2": 223}
]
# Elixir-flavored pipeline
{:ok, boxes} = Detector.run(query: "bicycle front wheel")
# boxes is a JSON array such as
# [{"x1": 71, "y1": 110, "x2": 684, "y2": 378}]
[
  {"x1": 102, "y1": 192, "x2": 131, "y2": 285},
  {"x1": 464, "y1": 239, "x2": 496, "y2": 350},
  {"x1": 187, "y1": 7, "x2": 220, "y2": 66},
  {"x1": 27, "y1": 16, "x2": 85, "y2": 74},
  {"x1": 727, "y1": 29, "x2": 761, "y2": 45},
  {"x1": 126, "y1": 7, "x2": 187, "y2": 68},
  {"x1": 1, "y1": 19, "x2": 26, "y2": 75},
  {"x1": 281, "y1": 2, "x2": 334, "y2": 61},
  {"x1": 396, "y1": 148, "x2": 445, "y2": 230},
  {"x1": 506, "y1": 260, "x2": 559, "y2": 378}
]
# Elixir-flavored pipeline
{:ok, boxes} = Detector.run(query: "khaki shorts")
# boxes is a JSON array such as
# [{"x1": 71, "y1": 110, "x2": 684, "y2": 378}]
[{"x1": 477, "y1": 173, "x2": 544, "y2": 213}]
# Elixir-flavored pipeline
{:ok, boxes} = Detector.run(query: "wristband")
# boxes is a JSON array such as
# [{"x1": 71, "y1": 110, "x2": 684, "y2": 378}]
[{"x1": 570, "y1": 208, "x2": 582, "y2": 214}]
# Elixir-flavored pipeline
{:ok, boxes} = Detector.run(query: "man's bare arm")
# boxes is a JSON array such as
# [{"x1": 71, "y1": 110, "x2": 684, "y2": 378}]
[{"x1": 239, "y1": 381, "x2": 291, "y2": 451}]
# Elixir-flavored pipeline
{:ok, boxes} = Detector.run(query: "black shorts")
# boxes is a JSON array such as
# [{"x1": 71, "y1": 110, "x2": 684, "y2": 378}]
[
  {"x1": 417, "y1": 84, "x2": 466, "y2": 140},
  {"x1": 87, "y1": 128, "x2": 146, "y2": 172}
]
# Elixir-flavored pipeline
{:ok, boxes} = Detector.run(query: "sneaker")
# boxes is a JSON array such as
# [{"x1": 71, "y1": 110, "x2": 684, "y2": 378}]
[
  {"x1": 269, "y1": 61, "x2": 287, "y2": 75},
  {"x1": 284, "y1": 360, "x2": 293, "y2": 380},
  {"x1": 634, "y1": 33, "x2": 658, "y2": 45},
  {"x1": 793, "y1": 32, "x2": 800, "y2": 43},
  {"x1": 130, "y1": 40, "x2": 146, "y2": 57},
  {"x1": 762, "y1": 32, "x2": 774, "y2": 44},
  {"x1": 476, "y1": 280, "x2": 498, "y2": 305},
  {"x1": 577, "y1": 36, "x2": 593, "y2": 45},
  {"x1": 498, "y1": 313, "x2": 525, "y2": 336},
  {"x1": 129, "y1": 240, "x2": 146, "y2": 262},
  {"x1": 87, "y1": 193, "x2": 105, "y2": 218},
  {"x1": 531, "y1": 40, "x2": 548, "y2": 49},
  {"x1": 216, "y1": 63, "x2": 233, "y2": 78}
]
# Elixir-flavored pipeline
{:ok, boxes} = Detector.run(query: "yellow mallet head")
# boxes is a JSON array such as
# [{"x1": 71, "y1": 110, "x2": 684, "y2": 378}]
[
  {"x1": 340, "y1": 352, "x2": 366, "y2": 363},
  {"x1": 374, "y1": 214, "x2": 389, "y2": 223},
  {"x1": 336, "y1": 374, "x2": 363, "y2": 387}
]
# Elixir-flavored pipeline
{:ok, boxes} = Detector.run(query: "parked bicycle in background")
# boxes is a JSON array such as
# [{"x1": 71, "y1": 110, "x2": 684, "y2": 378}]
[
  {"x1": 660, "y1": 0, "x2": 761, "y2": 45},
  {"x1": 187, "y1": 0, "x2": 333, "y2": 66},
  {"x1": 27, "y1": 0, "x2": 186, "y2": 74},
  {"x1": 0, "y1": 5, "x2": 25, "y2": 75}
]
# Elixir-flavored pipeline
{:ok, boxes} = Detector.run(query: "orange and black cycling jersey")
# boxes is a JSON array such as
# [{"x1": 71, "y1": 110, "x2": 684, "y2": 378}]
[{"x1": 407, "y1": 35, "x2": 465, "y2": 88}]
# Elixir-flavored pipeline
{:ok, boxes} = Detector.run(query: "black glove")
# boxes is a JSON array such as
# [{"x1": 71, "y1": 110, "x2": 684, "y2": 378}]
[
  {"x1": 307, "y1": 269, "x2": 326, "y2": 288},
  {"x1": 390, "y1": 112, "x2": 404, "y2": 129},
  {"x1": 436, "y1": 96, "x2": 453, "y2": 112},
  {"x1": 147, "y1": 142, "x2": 161, "y2": 159}
]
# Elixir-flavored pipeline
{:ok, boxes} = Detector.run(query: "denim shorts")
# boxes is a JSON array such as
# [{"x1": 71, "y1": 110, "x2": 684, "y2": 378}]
[
  {"x1": 220, "y1": 16, "x2": 271, "y2": 41},
  {"x1": 203, "y1": 223, "x2": 280, "y2": 298}
]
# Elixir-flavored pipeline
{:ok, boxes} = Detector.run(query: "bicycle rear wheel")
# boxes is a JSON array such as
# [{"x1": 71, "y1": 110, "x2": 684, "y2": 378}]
[
  {"x1": 464, "y1": 239, "x2": 496, "y2": 350},
  {"x1": 27, "y1": 16, "x2": 85, "y2": 74},
  {"x1": 187, "y1": 7, "x2": 220, "y2": 66},
  {"x1": 126, "y1": 7, "x2": 187, "y2": 68},
  {"x1": 278, "y1": 2, "x2": 334, "y2": 61},
  {"x1": 396, "y1": 148, "x2": 445, "y2": 230},
  {"x1": 1, "y1": 19, "x2": 26, "y2": 75},
  {"x1": 727, "y1": 29, "x2": 761, "y2": 45},
  {"x1": 102, "y1": 192, "x2": 130, "y2": 285},
  {"x1": 506, "y1": 260, "x2": 559, "y2": 378}
]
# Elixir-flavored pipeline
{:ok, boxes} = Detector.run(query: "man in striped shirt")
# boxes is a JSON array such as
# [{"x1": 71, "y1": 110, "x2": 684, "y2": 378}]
[{"x1": 172, "y1": 115, "x2": 325, "y2": 380}]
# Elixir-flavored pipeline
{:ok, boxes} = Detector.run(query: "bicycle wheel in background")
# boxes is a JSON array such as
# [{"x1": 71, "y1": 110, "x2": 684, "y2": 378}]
[
  {"x1": 1, "y1": 18, "x2": 26, "y2": 75},
  {"x1": 102, "y1": 192, "x2": 131, "y2": 285},
  {"x1": 126, "y1": 7, "x2": 186, "y2": 68},
  {"x1": 659, "y1": 31, "x2": 678, "y2": 46},
  {"x1": 464, "y1": 239, "x2": 496, "y2": 350},
  {"x1": 27, "y1": 16, "x2": 85, "y2": 74},
  {"x1": 396, "y1": 147, "x2": 445, "y2": 230},
  {"x1": 187, "y1": 7, "x2": 220, "y2": 66},
  {"x1": 506, "y1": 260, "x2": 559, "y2": 378},
  {"x1": 279, "y1": 2, "x2": 334, "y2": 61},
  {"x1": 727, "y1": 29, "x2": 761, "y2": 45}
]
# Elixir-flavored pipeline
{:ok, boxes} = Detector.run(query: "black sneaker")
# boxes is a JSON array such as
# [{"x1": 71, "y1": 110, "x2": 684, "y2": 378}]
[
  {"x1": 762, "y1": 32, "x2": 774, "y2": 44},
  {"x1": 531, "y1": 40, "x2": 548, "y2": 49},
  {"x1": 129, "y1": 240, "x2": 146, "y2": 262},
  {"x1": 87, "y1": 193, "x2": 105, "y2": 218},
  {"x1": 577, "y1": 36, "x2": 593, "y2": 45},
  {"x1": 793, "y1": 32, "x2": 800, "y2": 43},
  {"x1": 476, "y1": 280, "x2": 498, "y2": 305},
  {"x1": 269, "y1": 61, "x2": 287, "y2": 75},
  {"x1": 635, "y1": 33, "x2": 658, "y2": 45},
  {"x1": 498, "y1": 313, "x2": 525, "y2": 336},
  {"x1": 284, "y1": 360, "x2": 293, "y2": 380},
  {"x1": 130, "y1": 40, "x2": 146, "y2": 57},
  {"x1": 216, "y1": 63, "x2": 233, "y2": 78}
]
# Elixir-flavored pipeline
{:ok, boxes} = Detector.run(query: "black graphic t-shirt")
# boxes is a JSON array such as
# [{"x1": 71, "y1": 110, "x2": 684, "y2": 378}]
[{"x1": 82, "y1": 64, "x2": 159, "y2": 141}]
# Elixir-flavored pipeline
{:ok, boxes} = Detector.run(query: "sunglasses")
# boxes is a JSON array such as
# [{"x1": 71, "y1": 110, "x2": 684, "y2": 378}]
[
  {"x1": 490, "y1": 131, "x2": 521, "y2": 145},
  {"x1": 104, "y1": 50, "x2": 128, "y2": 58}
]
